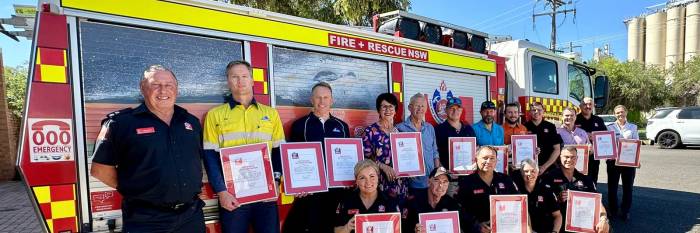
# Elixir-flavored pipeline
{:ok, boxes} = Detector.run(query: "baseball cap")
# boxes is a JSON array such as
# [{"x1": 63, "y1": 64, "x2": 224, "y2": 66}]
[
  {"x1": 480, "y1": 101, "x2": 496, "y2": 111},
  {"x1": 446, "y1": 97, "x2": 462, "y2": 108},
  {"x1": 429, "y1": 166, "x2": 451, "y2": 180}
]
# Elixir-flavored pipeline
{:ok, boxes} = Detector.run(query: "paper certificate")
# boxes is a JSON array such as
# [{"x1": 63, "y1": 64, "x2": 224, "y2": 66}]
[
  {"x1": 355, "y1": 213, "x2": 401, "y2": 233},
  {"x1": 325, "y1": 138, "x2": 364, "y2": 187},
  {"x1": 219, "y1": 143, "x2": 277, "y2": 205},
  {"x1": 419, "y1": 211, "x2": 460, "y2": 233},
  {"x1": 448, "y1": 137, "x2": 477, "y2": 175},
  {"x1": 565, "y1": 191, "x2": 601, "y2": 233},
  {"x1": 615, "y1": 139, "x2": 641, "y2": 167},
  {"x1": 490, "y1": 195, "x2": 528, "y2": 233},
  {"x1": 592, "y1": 131, "x2": 617, "y2": 160},
  {"x1": 390, "y1": 132, "x2": 425, "y2": 177},
  {"x1": 573, "y1": 145, "x2": 590, "y2": 175},
  {"x1": 494, "y1": 146, "x2": 509, "y2": 174},
  {"x1": 281, "y1": 142, "x2": 328, "y2": 195},
  {"x1": 511, "y1": 135, "x2": 537, "y2": 165}
]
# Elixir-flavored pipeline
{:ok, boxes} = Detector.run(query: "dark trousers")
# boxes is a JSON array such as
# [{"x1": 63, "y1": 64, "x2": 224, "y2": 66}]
[
  {"x1": 606, "y1": 160, "x2": 636, "y2": 214},
  {"x1": 281, "y1": 188, "x2": 347, "y2": 233},
  {"x1": 220, "y1": 201, "x2": 279, "y2": 233},
  {"x1": 588, "y1": 154, "x2": 600, "y2": 184},
  {"x1": 122, "y1": 199, "x2": 205, "y2": 233}
]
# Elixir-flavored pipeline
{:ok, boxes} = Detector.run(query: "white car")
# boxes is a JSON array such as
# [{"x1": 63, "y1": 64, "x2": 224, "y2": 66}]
[
  {"x1": 646, "y1": 107, "x2": 700, "y2": 149},
  {"x1": 598, "y1": 114, "x2": 617, "y2": 127}
]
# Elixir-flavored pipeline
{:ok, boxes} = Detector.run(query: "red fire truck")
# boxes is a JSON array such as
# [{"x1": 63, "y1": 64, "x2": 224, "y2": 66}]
[{"x1": 17, "y1": 1, "x2": 608, "y2": 232}]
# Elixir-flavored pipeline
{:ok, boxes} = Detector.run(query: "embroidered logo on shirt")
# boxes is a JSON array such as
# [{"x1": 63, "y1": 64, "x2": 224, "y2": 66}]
[
  {"x1": 184, "y1": 122, "x2": 193, "y2": 131},
  {"x1": 554, "y1": 179, "x2": 563, "y2": 183},
  {"x1": 576, "y1": 180, "x2": 584, "y2": 188},
  {"x1": 544, "y1": 128, "x2": 549, "y2": 133},
  {"x1": 333, "y1": 128, "x2": 341, "y2": 133},
  {"x1": 136, "y1": 127, "x2": 155, "y2": 134},
  {"x1": 348, "y1": 209, "x2": 359, "y2": 215},
  {"x1": 538, "y1": 196, "x2": 544, "y2": 202},
  {"x1": 378, "y1": 205, "x2": 385, "y2": 212},
  {"x1": 474, "y1": 189, "x2": 484, "y2": 194},
  {"x1": 402, "y1": 208, "x2": 409, "y2": 218},
  {"x1": 498, "y1": 183, "x2": 505, "y2": 189},
  {"x1": 594, "y1": 123, "x2": 599, "y2": 127},
  {"x1": 261, "y1": 116, "x2": 270, "y2": 121}
]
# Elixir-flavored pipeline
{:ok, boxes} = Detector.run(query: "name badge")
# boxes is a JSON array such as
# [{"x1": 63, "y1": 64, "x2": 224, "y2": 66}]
[
  {"x1": 136, "y1": 127, "x2": 155, "y2": 134},
  {"x1": 348, "y1": 209, "x2": 359, "y2": 215},
  {"x1": 474, "y1": 189, "x2": 484, "y2": 194}
]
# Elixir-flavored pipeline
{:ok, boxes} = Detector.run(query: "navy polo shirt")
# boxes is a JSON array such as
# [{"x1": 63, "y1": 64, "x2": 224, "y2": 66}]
[
  {"x1": 289, "y1": 112, "x2": 350, "y2": 143},
  {"x1": 334, "y1": 190, "x2": 400, "y2": 227},
  {"x1": 401, "y1": 194, "x2": 477, "y2": 233},
  {"x1": 524, "y1": 120, "x2": 563, "y2": 166},
  {"x1": 511, "y1": 172, "x2": 560, "y2": 233},
  {"x1": 457, "y1": 172, "x2": 519, "y2": 223},
  {"x1": 92, "y1": 104, "x2": 203, "y2": 204},
  {"x1": 541, "y1": 168, "x2": 597, "y2": 232},
  {"x1": 575, "y1": 113, "x2": 608, "y2": 133},
  {"x1": 435, "y1": 121, "x2": 476, "y2": 169}
]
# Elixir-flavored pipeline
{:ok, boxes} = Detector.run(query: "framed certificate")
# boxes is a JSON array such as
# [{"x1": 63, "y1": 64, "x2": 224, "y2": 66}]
[
  {"x1": 280, "y1": 142, "x2": 328, "y2": 195},
  {"x1": 419, "y1": 211, "x2": 460, "y2": 233},
  {"x1": 494, "y1": 146, "x2": 509, "y2": 174},
  {"x1": 591, "y1": 131, "x2": 617, "y2": 160},
  {"x1": 565, "y1": 190, "x2": 602, "y2": 233},
  {"x1": 390, "y1": 132, "x2": 425, "y2": 177},
  {"x1": 573, "y1": 145, "x2": 590, "y2": 175},
  {"x1": 448, "y1": 137, "x2": 477, "y2": 175},
  {"x1": 615, "y1": 139, "x2": 641, "y2": 167},
  {"x1": 219, "y1": 143, "x2": 278, "y2": 205},
  {"x1": 511, "y1": 134, "x2": 537, "y2": 165},
  {"x1": 325, "y1": 138, "x2": 364, "y2": 187},
  {"x1": 355, "y1": 213, "x2": 401, "y2": 233},
  {"x1": 490, "y1": 195, "x2": 528, "y2": 233}
]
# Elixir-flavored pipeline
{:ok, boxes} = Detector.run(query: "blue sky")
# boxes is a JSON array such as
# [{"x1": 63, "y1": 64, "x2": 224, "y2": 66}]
[{"x1": 1, "y1": 0, "x2": 664, "y2": 68}]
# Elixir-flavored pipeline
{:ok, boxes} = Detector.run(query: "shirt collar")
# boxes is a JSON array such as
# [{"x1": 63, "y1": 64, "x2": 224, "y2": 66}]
[
  {"x1": 308, "y1": 111, "x2": 335, "y2": 122},
  {"x1": 226, "y1": 95, "x2": 258, "y2": 109}
]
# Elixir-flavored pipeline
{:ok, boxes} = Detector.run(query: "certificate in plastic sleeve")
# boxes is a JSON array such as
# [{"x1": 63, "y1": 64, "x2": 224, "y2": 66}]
[
  {"x1": 390, "y1": 132, "x2": 425, "y2": 177},
  {"x1": 490, "y1": 195, "x2": 528, "y2": 233},
  {"x1": 494, "y1": 146, "x2": 509, "y2": 174},
  {"x1": 615, "y1": 139, "x2": 641, "y2": 167},
  {"x1": 592, "y1": 131, "x2": 617, "y2": 160},
  {"x1": 573, "y1": 145, "x2": 590, "y2": 175},
  {"x1": 565, "y1": 190, "x2": 602, "y2": 233},
  {"x1": 448, "y1": 137, "x2": 477, "y2": 175},
  {"x1": 419, "y1": 211, "x2": 460, "y2": 233},
  {"x1": 219, "y1": 143, "x2": 277, "y2": 205},
  {"x1": 511, "y1": 134, "x2": 537, "y2": 165},
  {"x1": 355, "y1": 213, "x2": 401, "y2": 233},
  {"x1": 281, "y1": 142, "x2": 328, "y2": 195},
  {"x1": 325, "y1": 138, "x2": 364, "y2": 187}
]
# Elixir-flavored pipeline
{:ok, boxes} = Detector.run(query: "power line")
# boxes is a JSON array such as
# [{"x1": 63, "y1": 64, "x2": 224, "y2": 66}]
[{"x1": 532, "y1": 0, "x2": 576, "y2": 51}]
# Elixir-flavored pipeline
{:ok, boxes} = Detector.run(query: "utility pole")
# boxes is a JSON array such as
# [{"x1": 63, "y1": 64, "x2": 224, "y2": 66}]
[
  {"x1": 533, "y1": 0, "x2": 576, "y2": 51},
  {"x1": 559, "y1": 41, "x2": 582, "y2": 53}
]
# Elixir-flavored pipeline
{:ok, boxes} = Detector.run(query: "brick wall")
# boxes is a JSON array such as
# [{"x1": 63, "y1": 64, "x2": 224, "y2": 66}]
[{"x1": 0, "y1": 54, "x2": 19, "y2": 181}]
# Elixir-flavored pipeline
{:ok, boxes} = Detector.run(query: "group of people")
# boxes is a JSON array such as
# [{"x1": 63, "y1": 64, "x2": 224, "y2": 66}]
[{"x1": 90, "y1": 61, "x2": 638, "y2": 233}]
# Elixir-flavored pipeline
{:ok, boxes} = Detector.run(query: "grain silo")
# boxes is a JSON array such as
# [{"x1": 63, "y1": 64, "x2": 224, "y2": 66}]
[
  {"x1": 645, "y1": 11, "x2": 667, "y2": 67},
  {"x1": 626, "y1": 17, "x2": 646, "y2": 62},
  {"x1": 666, "y1": 6, "x2": 685, "y2": 69},
  {"x1": 685, "y1": 1, "x2": 700, "y2": 61}
]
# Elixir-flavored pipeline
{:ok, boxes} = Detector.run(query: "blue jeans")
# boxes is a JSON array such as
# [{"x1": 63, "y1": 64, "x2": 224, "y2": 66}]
[
  {"x1": 220, "y1": 201, "x2": 279, "y2": 233},
  {"x1": 122, "y1": 199, "x2": 205, "y2": 233}
]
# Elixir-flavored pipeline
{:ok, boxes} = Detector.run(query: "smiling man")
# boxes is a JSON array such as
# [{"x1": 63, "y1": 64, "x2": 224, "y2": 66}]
[
  {"x1": 281, "y1": 82, "x2": 351, "y2": 233},
  {"x1": 91, "y1": 65, "x2": 205, "y2": 232}
]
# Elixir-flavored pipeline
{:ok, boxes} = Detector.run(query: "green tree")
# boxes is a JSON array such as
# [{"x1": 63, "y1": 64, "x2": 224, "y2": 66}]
[
  {"x1": 589, "y1": 57, "x2": 668, "y2": 114},
  {"x1": 668, "y1": 56, "x2": 700, "y2": 106},
  {"x1": 4, "y1": 64, "x2": 28, "y2": 118},
  {"x1": 228, "y1": 0, "x2": 411, "y2": 26}
]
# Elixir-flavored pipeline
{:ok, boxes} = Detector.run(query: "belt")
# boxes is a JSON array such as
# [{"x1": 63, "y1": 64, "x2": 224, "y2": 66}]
[{"x1": 127, "y1": 198, "x2": 197, "y2": 212}]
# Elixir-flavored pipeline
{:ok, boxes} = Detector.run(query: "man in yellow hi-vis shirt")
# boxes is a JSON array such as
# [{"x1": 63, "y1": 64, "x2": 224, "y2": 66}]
[{"x1": 202, "y1": 61, "x2": 285, "y2": 233}]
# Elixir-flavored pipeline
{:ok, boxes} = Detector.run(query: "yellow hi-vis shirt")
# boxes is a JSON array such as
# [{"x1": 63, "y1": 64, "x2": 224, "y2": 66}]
[{"x1": 203, "y1": 100, "x2": 285, "y2": 152}]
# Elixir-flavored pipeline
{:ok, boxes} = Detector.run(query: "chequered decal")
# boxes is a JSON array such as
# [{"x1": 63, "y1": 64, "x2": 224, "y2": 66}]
[
  {"x1": 33, "y1": 47, "x2": 69, "y2": 84},
  {"x1": 520, "y1": 96, "x2": 580, "y2": 121},
  {"x1": 33, "y1": 184, "x2": 78, "y2": 233},
  {"x1": 252, "y1": 68, "x2": 269, "y2": 95}
]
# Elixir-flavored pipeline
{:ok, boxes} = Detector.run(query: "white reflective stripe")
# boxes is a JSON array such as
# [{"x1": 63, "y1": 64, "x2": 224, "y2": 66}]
[
  {"x1": 220, "y1": 132, "x2": 273, "y2": 142},
  {"x1": 272, "y1": 140, "x2": 286, "y2": 148},
  {"x1": 203, "y1": 142, "x2": 220, "y2": 151}
]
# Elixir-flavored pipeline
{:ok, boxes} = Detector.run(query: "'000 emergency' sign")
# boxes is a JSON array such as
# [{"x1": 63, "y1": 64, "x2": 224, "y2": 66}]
[{"x1": 28, "y1": 118, "x2": 74, "y2": 162}]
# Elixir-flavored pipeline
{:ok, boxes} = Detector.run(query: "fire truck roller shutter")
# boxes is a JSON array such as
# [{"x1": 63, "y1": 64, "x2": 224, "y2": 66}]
[{"x1": 402, "y1": 65, "x2": 488, "y2": 125}]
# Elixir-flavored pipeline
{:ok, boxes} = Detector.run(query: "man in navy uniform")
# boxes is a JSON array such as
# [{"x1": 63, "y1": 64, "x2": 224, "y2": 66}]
[
  {"x1": 91, "y1": 65, "x2": 205, "y2": 232},
  {"x1": 281, "y1": 82, "x2": 351, "y2": 233}
]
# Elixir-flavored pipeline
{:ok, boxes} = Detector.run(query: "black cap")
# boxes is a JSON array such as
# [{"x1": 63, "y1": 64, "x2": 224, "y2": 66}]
[
  {"x1": 446, "y1": 97, "x2": 462, "y2": 108},
  {"x1": 480, "y1": 101, "x2": 496, "y2": 111}
]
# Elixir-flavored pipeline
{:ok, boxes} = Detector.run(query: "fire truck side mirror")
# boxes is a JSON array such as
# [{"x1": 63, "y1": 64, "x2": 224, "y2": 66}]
[{"x1": 593, "y1": 75, "x2": 609, "y2": 109}]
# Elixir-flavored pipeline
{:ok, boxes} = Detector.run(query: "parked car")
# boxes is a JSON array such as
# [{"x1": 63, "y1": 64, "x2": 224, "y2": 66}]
[
  {"x1": 646, "y1": 107, "x2": 700, "y2": 149},
  {"x1": 598, "y1": 114, "x2": 617, "y2": 126}
]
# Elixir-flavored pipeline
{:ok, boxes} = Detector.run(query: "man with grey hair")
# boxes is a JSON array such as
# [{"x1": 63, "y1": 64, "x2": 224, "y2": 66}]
[
  {"x1": 396, "y1": 93, "x2": 441, "y2": 201},
  {"x1": 574, "y1": 97, "x2": 606, "y2": 184},
  {"x1": 91, "y1": 65, "x2": 205, "y2": 232}
]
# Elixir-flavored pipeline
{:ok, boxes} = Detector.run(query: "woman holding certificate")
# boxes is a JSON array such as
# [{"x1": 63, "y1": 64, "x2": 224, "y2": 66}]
[
  {"x1": 457, "y1": 146, "x2": 519, "y2": 233},
  {"x1": 334, "y1": 160, "x2": 400, "y2": 233},
  {"x1": 512, "y1": 159, "x2": 562, "y2": 233},
  {"x1": 606, "y1": 105, "x2": 639, "y2": 221},
  {"x1": 362, "y1": 93, "x2": 408, "y2": 201}
]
